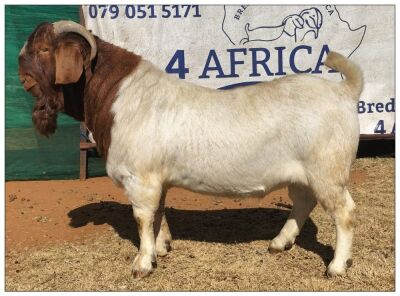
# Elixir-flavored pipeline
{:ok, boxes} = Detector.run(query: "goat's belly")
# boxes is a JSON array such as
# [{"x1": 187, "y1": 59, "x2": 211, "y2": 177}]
[
  {"x1": 170, "y1": 173, "x2": 267, "y2": 196},
  {"x1": 168, "y1": 161, "x2": 306, "y2": 196}
]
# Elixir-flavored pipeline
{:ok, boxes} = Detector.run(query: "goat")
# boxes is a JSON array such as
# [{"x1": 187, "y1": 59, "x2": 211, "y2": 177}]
[{"x1": 18, "y1": 20, "x2": 363, "y2": 279}]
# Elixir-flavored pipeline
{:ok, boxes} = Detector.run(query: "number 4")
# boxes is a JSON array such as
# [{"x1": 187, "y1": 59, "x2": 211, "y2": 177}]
[
  {"x1": 374, "y1": 120, "x2": 386, "y2": 134},
  {"x1": 165, "y1": 50, "x2": 189, "y2": 79}
]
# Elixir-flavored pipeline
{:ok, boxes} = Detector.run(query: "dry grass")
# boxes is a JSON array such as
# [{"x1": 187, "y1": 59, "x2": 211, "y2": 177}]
[{"x1": 5, "y1": 157, "x2": 395, "y2": 291}]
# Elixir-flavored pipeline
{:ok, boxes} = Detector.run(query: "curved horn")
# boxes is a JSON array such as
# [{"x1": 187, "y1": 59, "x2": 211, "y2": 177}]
[{"x1": 53, "y1": 20, "x2": 97, "y2": 61}]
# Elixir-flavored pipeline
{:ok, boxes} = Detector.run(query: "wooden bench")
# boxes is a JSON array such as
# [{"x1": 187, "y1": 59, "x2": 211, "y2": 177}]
[{"x1": 79, "y1": 122, "x2": 96, "y2": 180}]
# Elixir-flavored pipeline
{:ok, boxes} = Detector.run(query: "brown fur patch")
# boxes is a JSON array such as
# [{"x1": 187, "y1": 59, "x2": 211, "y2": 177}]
[{"x1": 84, "y1": 38, "x2": 141, "y2": 159}]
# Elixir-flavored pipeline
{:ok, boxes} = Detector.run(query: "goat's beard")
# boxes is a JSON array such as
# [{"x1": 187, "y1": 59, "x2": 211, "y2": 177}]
[{"x1": 32, "y1": 93, "x2": 64, "y2": 137}]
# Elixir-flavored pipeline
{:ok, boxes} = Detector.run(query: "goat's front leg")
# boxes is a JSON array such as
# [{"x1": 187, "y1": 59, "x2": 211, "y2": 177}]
[
  {"x1": 155, "y1": 205, "x2": 172, "y2": 257},
  {"x1": 123, "y1": 175, "x2": 162, "y2": 279},
  {"x1": 152, "y1": 190, "x2": 172, "y2": 257}
]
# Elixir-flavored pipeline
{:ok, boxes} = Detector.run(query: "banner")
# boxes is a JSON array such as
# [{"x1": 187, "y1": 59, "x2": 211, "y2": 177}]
[{"x1": 82, "y1": 5, "x2": 395, "y2": 136}]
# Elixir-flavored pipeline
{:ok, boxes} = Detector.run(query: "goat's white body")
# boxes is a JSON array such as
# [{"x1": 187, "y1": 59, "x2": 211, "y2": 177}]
[
  {"x1": 106, "y1": 60, "x2": 359, "y2": 196},
  {"x1": 105, "y1": 56, "x2": 360, "y2": 278}
]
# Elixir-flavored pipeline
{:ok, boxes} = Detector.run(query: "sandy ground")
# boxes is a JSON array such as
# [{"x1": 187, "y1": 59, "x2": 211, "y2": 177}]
[{"x1": 5, "y1": 157, "x2": 394, "y2": 291}]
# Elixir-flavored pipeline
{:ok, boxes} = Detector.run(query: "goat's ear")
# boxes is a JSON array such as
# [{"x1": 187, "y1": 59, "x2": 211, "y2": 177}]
[{"x1": 55, "y1": 42, "x2": 83, "y2": 84}]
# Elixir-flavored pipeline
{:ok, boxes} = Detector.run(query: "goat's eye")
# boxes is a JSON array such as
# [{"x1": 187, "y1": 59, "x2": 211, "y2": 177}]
[{"x1": 39, "y1": 47, "x2": 49, "y2": 53}]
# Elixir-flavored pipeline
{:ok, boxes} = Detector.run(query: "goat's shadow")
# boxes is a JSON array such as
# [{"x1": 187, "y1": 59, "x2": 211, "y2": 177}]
[{"x1": 68, "y1": 201, "x2": 334, "y2": 266}]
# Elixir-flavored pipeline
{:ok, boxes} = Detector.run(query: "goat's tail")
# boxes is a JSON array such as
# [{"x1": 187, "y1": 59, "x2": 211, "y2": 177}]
[{"x1": 324, "y1": 51, "x2": 363, "y2": 99}]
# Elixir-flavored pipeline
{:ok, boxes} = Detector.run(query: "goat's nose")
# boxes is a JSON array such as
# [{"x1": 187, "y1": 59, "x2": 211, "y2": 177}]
[{"x1": 19, "y1": 74, "x2": 37, "y2": 91}]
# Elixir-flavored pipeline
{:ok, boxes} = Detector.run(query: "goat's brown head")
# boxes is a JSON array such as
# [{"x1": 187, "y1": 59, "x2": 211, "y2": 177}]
[{"x1": 18, "y1": 21, "x2": 97, "y2": 136}]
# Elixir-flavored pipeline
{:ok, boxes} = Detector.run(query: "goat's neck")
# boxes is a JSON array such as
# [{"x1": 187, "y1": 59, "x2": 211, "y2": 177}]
[{"x1": 82, "y1": 38, "x2": 142, "y2": 159}]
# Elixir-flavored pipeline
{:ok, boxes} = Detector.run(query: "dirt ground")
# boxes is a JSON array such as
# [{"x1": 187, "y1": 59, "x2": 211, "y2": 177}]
[{"x1": 5, "y1": 157, "x2": 395, "y2": 291}]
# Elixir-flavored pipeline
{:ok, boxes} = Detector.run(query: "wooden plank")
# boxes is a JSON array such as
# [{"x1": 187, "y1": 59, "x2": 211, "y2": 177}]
[
  {"x1": 80, "y1": 142, "x2": 97, "y2": 150},
  {"x1": 79, "y1": 149, "x2": 87, "y2": 180},
  {"x1": 360, "y1": 134, "x2": 395, "y2": 140},
  {"x1": 79, "y1": 121, "x2": 89, "y2": 180}
]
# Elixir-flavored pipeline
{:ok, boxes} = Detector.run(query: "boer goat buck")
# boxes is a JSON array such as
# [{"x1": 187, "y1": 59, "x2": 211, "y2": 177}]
[{"x1": 18, "y1": 21, "x2": 363, "y2": 279}]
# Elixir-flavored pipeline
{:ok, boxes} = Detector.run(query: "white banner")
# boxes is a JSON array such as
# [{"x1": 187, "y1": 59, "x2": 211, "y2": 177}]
[{"x1": 82, "y1": 5, "x2": 395, "y2": 136}]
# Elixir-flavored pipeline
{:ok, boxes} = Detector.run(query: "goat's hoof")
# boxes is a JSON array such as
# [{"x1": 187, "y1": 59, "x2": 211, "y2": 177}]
[
  {"x1": 132, "y1": 268, "x2": 153, "y2": 279},
  {"x1": 268, "y1": 246, "x2": 282, "y2": 254},
  {"x1": 325, "y1": 268, "x2": 345, "y2": 278},
  {"x1": 132, "y1": 254, "x2": 157, "y2": 279},
  {"x1": 268, "y1": 242, "x2": 293, "y2": 254},
  {"x1": 326, "y1": 260, "x2": 350, "y2": 278},
  {"x1": 284, "y1": 242, "x2": 293, "y2": 251},
  {"x1": 156, "y1": 241, "x2": 172, "y2": 257}
]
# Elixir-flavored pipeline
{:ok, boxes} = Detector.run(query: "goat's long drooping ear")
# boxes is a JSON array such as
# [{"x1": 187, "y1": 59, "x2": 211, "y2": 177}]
[{"x1": 55, "y1": 42, "x2": 84, "y2": 84}]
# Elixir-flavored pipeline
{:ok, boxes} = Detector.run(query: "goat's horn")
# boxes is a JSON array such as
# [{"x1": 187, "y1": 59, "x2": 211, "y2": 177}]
[{"x1": 53, "y1": 20, "x2": 97, "y2": 61}]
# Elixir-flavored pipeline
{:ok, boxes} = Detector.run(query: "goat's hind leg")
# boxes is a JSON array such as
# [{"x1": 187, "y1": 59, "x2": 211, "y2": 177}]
[
  {"x1": 269, "y1": 184, "x2": 317, "y2": 253},
  {"x1": 313, "y1": 183, "x2": 355, "y2": 277}
]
